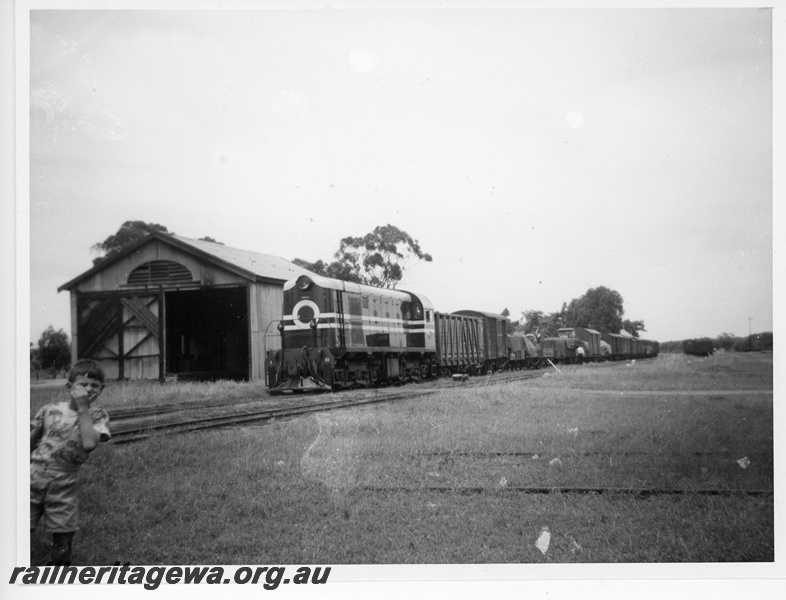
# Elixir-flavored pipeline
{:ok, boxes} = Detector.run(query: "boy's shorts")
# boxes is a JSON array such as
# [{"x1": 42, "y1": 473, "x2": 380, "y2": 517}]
[{"x1": 30, "y1": 463, "x2": 80, "y2": 533}]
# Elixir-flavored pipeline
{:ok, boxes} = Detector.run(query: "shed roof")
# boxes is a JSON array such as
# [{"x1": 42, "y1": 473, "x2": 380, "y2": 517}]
[{"x1": 59, "y1": 232, "x2": 312, "y2": 292}]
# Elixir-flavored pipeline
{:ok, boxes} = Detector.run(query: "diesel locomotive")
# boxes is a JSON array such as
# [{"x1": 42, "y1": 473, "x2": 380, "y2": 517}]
[
  {"x1": 266, "y1": 273, "x2": 658, "y2": 393},
  {"x1": 265, "y1": 274, "x2": 438, "y2": 392}
]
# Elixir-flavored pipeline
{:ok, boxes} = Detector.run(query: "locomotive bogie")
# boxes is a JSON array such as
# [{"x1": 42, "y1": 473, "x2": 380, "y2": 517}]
[{"x1": 266, "y1": 346, "x2": 335, "y2": 392}]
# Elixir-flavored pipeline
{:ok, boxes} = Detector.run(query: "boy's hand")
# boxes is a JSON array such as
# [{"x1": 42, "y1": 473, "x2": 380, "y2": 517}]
[{"x1": 70, "y1": 386, "x2": 93, "y2": 411}]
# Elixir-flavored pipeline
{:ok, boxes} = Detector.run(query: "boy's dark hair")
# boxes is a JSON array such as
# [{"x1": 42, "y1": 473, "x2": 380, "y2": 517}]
[{"x1": 67, "y1": 359, "x2": 106, "y2": 383}]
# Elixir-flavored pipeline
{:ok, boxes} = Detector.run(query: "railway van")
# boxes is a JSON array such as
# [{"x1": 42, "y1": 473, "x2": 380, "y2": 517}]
[
  {"x1": 683, "y1": 338, "x2": 714, "y2": 356},
  {"x1": 434, "y1": 311, "x2": 484, "y2": 376},
  {"x1": 541, "y1": 336, "x2": 586, "y2": 364},
  {"x1": 558, "y1": 327, "x2": 602, "y2": 361},
  {"x1": 452, "y1": 310, "x2": 509, "y2": 373},
  {"x1": 508, "y1": 332, "x2": 543, "y2": 369}
]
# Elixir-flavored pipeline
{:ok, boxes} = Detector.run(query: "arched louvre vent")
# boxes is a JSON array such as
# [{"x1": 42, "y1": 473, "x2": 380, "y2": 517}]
[{"x1": 127, "y1": 260, "x2": 193, "y2": 286}]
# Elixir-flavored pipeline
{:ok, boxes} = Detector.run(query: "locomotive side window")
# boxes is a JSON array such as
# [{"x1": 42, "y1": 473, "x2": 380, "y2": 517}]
[{"x1": 426, "y1": 310, "x2": 431, "y2": 323}]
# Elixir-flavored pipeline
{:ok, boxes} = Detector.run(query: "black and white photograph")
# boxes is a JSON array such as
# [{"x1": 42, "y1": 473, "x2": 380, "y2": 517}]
[{"x1": 4, "y1": 0, "x2": 782, "y2": 597}]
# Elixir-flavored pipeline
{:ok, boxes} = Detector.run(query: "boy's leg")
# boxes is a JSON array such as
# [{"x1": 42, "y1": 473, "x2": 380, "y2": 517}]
[
  {"x1": 30, "y1": 465, "x2": 48, "y2": 566},
  {"x1": 44, "y1": 470, "x2": 80, "y2": 566},
  {"x1": 30, "y1": 531, "x2": 37, "y2": 566},
  {"x1": 50, "y1": 532, "x2": 74, "y2": 566},
  {"x1": 30, "y1": 464, "x2": 47, "y2": 531}
]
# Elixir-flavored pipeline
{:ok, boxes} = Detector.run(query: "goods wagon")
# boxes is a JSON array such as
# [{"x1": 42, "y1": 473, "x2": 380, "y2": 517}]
[
  {"x1": 640, "y1": 339, "x2": 660, "y2": 357},
  {"x1": 434, "y1": 311, "x2": 484, "y2": 376},
  {"x1": 559, "y1": 327, "x2": 602, "y2": 361},
  {"x1": 683, "y1": 338, "x2": 714, "y2": 356},
  {"x1": 541, "y1": 336, "x2": 586, "y2": 364},
  {"x1": 452, "y1": 310, "x2": 509, "y2": 373},
  {"x1": 601, "y1": 332, "x2": 624, "y2": 359},
  {"x1": 508, "y1": 332, "x2": 544, "y2": 369}
]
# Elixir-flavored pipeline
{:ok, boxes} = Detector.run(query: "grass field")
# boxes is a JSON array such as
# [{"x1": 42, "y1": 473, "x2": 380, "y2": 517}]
[{"x1": 29, "y1": 352, "x2": 774, "y2": 564}]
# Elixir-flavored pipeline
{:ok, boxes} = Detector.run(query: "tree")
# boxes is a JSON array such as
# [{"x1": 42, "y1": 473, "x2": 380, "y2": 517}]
[
  {"x1": 715, "y1": 332, "x2": 738, "y2": 352},
  {"x1": 91, "y1": 220, "x2": 171, "y2": 265},
  {"x1": 291, "y1": 258, "x2": 363, "y2": 284},
  {"x1": 622, "y1": 319, "x2": 646, "y2": 338},
  {"x1": 500, "y1": 308, "x2": 520, "y2": 333},
  {"x1": 294, "y1": 224, "x2": 433, "y2": 288},
  {"x1": 198, "y1": 236, "x2": 224, "y2": 245},
  {"x1": 30, "y1": 343, "x2": 41, "y2": 379},
  {"x1": 520, "y1": 309, "x2": 564, "y2": 338},
  {"x1": 36, "y1": 326, "x2": 71, "y2": 376},
  {"x1": 521, "y1": 310, "x2": 546, "y2": 336},
  {"x1": 563, "y1": 286, "x2": 625, "y2": 333}
]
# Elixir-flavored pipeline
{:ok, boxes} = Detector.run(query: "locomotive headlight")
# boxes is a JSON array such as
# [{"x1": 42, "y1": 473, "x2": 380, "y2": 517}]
[{"x1": 296, "y1": 275, "x2": 312, "y2": 290}]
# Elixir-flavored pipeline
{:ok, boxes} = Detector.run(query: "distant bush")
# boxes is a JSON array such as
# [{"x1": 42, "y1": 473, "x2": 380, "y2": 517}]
[{"x1": 660, "y1": 331, "x2": 773, "y2": 354}]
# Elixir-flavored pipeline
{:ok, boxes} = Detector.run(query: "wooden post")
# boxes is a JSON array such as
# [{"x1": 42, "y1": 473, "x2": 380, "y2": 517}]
[
  {"x1": 158, "y1": 285, "x2": 166, "y2": 383},
  {"x1": 70, "y1": 293, "x2": 79, "y2": 364},
  {"x1": 117, "y1": 298, "x2": 124, "y2": 380},
  {"x1": 246, "y1": 284, "x2": 254, "y2": 381}
]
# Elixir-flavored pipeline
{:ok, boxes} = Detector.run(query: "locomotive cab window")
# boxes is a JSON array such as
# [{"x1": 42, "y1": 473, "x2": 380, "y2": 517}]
[
  {"x1": 426, "y1": 310, "x2": 432, "y2": 323},
  {"x1": 414, "y1": 304, "x2": 423, "y2": 320}
]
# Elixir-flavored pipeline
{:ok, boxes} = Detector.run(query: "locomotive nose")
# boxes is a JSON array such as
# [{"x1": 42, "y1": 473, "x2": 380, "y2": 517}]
[{"x1": 291, "y1": 299, "x2": 320, "y2": 330}]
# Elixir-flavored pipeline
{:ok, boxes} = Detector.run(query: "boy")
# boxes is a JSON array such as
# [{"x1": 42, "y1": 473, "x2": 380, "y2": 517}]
[{"x1": 30, "y1": 359, "x2": 111, "y2": 565}]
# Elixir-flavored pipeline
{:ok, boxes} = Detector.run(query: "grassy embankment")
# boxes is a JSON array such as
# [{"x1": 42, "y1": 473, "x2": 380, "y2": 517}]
[{"x1": 29, "y1": 352, "x2": 773, "y2": 564}]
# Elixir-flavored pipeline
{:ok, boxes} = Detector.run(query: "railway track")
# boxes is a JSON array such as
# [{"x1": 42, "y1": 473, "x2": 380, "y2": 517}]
[
  {"x1": 107, "y1": 360, "x2": 669, "y2": 445},
  {"x1": 359, "y1": 485, "x2": 772, "y2": 497},
  {"x1": 108, "y1": 367, "x2": 550, "y2": 443},
  {"x1": 108, "y1": 368, "x2": 772, "y2": 498},
  {"x1": 110, "y1": 387, "x2": 439, "y2": 444}
]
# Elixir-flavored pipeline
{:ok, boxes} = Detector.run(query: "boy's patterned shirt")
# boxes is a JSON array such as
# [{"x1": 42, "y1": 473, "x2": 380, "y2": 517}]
[{"x1": 31, "y1": 401, "x2": 111, "y2": 469}]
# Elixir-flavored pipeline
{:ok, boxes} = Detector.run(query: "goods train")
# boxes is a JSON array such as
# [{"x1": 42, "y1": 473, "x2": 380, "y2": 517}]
[{"x1": 266, "y1": 274, "x2": 658, "y2": 393}]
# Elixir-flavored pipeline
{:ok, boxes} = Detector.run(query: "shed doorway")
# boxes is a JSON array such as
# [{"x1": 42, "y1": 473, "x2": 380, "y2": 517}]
[{"x1": 165, "y1": 287, "x2": 249, "y2": 381}]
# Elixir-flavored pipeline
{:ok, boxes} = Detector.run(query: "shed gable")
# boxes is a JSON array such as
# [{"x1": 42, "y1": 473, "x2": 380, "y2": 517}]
[{"x1": 127, "y1": 260, "x2": 195, "y2": 286}]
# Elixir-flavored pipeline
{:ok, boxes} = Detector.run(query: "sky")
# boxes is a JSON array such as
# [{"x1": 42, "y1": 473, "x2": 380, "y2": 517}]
[{"x1": 24, "y1": 3, "x2": 774, "y2": 345}]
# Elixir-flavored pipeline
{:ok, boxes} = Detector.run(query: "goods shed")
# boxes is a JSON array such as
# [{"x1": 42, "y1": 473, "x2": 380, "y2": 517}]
[{"x1": 58, "y1": 232, "x2": 311, "y2": 382}]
